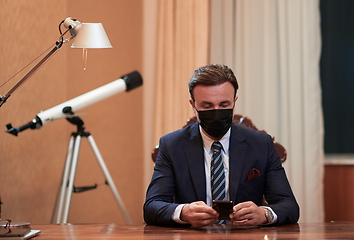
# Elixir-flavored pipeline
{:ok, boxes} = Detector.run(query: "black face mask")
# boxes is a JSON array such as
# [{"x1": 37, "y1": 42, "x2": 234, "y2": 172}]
[{"x1": 197, "y1": 108, "x2": 233, "y2": 139}]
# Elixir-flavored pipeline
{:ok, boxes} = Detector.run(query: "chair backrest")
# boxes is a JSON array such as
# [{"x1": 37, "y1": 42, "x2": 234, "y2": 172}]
[{"x1": 151, "y1": 114, "x2": 287, "y2": 163}]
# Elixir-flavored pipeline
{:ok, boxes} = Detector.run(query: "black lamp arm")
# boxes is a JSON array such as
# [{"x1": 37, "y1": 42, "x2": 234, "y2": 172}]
[{"x1": 0, "y1": 25, "x2": 74, "y2": 108}]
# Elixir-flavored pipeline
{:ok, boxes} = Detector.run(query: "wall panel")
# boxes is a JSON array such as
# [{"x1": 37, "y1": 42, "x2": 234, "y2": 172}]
[{"x1": 0, "y1": 0, "x2": 144, "y2": 224}]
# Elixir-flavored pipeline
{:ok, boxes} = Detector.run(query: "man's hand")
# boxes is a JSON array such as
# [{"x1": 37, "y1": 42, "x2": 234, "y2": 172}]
[
  {"x1": 229, "y1": 201, "x2": 267, "y2": 226},
  {"x1": 180, "y1": 201, "x2": 219, "y2": 228}
]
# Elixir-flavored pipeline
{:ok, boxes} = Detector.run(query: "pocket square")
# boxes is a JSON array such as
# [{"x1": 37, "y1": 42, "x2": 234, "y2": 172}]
[{"x1": 247, "y1": 168, "x2": 260, "y2": 182}]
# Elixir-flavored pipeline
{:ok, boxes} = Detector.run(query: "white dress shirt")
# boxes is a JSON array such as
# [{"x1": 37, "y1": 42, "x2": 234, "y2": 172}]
[{"x1": 172, "y1": 127, "x2": 230, "y2": 223}]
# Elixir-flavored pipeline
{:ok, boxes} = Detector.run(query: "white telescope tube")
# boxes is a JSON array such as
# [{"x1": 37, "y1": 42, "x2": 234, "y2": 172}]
[
  {"x1": 6, "y1": 71, "x2": 142, "y2": 136},
  {"x1": 38, "y1": 79, "x2": 126, "y2": 126}
]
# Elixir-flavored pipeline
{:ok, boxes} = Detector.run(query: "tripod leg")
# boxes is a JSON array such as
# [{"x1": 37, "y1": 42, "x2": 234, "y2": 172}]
[
  {"x1": 55, "y1": 135, "x2": 76, "y2": 223},
  {"x1": 86, "y1": 135, "x2": 133, "y2": 224},
  {"x1": 61, "y1": 135, "x2": 82, "y2": 223}
]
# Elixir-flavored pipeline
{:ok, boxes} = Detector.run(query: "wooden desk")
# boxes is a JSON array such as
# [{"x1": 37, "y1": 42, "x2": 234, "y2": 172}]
[{"x1": 29, "y1": 222, "x2": 354, "y2": 239}]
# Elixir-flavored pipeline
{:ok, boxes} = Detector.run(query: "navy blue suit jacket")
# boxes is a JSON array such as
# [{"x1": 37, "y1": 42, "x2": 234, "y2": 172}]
[{"x1": 144, "y1": 122, "x2": 299, "y2": 227}]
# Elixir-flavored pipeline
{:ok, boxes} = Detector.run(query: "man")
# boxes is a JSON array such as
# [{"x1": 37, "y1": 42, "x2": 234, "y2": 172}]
[{"x1": 144, "y1": 64, "x2": 299, "y2": 228}]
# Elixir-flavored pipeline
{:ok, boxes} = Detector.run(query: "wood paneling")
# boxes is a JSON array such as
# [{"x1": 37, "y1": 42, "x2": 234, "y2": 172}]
[
  {"x1": 0, "y1": 0, "x2": 144, "y2": 225},
  {"x1": 324, "y1": 165, "x2": 354, "y2": 222}
]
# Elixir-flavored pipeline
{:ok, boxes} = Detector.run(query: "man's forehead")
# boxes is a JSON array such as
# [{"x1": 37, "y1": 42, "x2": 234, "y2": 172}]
[{"x1": 193, "y1": 82, "x2": 235, "y2": 102}]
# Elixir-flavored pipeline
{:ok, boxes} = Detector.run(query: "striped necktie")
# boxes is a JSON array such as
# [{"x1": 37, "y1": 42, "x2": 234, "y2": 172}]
[{"x1": 211, "y1": 141, "x2": 226, "y2": 201}]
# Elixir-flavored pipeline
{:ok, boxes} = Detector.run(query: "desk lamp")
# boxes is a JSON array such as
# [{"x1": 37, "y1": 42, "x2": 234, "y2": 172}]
[{"x1": 0, "y1": 17, "x2": 112, "y2": 107}]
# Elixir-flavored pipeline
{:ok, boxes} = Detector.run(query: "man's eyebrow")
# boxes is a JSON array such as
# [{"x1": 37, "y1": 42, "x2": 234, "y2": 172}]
[
  {"x1": 200, "y1": 101, "x2": 213, "y2": 105},
  {"x1": 199, "y1": 100, "x2": 231, "y2": 105},
  {"x1": 220, "y1": 100, "x2": 232, "y2": 104}
]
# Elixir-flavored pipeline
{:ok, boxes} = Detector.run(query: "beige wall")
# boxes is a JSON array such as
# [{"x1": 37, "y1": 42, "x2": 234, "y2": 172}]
[{"x1": 0, "y1": 0, "x2": 144, "y2": 224}]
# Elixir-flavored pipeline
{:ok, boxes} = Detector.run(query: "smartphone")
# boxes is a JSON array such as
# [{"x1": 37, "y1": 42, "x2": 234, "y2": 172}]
[{"x1": 212, "y1": 200, "x2": 234, "y2": 220}]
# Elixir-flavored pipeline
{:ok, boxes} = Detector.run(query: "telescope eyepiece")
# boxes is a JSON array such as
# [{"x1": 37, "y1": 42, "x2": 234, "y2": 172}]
[{"x1": 121, "y1": 71, "x2": 143, "y2": 92}]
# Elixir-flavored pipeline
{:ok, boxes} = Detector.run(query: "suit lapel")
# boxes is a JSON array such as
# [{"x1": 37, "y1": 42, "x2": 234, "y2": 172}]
[
  {"x1": 229, "y1": 124, "x2": 248, "y2": 202},
  {"x1": 182, "y1": 123, "x2": 206, "y2": 201},
  {"x1": 181, "y1": 123, "x2": 248, "y2": 203}
]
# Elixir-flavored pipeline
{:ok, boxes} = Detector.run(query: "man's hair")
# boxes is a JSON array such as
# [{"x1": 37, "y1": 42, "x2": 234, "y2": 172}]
[{"x1": 188, "y1": 64, "x2": 239, "y2": 101}]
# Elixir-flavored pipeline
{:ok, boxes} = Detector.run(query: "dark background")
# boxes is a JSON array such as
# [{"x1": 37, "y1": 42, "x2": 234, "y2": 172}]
[{"x1": 320, "y1": 0, "x2": 354, "y2": 153}]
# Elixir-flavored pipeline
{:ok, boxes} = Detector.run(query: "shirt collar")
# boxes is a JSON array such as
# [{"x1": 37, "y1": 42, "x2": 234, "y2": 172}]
[{"x1": 199, "y1": 125, "x2": 231, "y2": 155}]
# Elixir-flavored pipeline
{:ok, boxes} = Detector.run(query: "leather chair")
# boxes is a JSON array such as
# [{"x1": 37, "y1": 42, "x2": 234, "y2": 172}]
[{"x1": 151, "y1": 114, "x2": 287, "y2": 163}]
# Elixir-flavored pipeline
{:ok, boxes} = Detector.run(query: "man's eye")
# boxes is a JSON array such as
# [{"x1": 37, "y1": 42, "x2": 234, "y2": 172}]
[
  {"x1": 202, "y1": 105, "x2": 212, "y2": 109},
  {"x1": 220, "y1": 104, "x2": 230, "y2": 108}
]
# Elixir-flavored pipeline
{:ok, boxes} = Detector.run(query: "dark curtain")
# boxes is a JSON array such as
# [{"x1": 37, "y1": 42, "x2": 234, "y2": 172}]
[{"x1": 320, "y1": 0, "x2": 354, "y2": 153}]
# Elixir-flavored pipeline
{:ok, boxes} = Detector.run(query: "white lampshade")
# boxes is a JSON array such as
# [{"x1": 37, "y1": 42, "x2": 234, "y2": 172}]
[{"x1": 71, "y1": 23, "x2": 112, "y2": 49}]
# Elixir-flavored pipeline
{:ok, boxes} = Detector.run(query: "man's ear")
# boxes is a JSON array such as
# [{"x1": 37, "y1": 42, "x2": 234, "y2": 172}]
[
  {"x1": 233, "y1": 96, "x2": 238, "y2": 107},
  {"x1": 189, "y1": 99, "x2": 194, "y2": 109},
  {"x1": 233, "y1": 96, "x2": 238, "y2": 115},
  {"x1": 189, "y1": 99, "x2": 197, "y2": 116}
]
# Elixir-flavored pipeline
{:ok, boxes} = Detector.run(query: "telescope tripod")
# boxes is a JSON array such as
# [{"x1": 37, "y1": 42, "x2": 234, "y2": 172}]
[{"x1": 53, "y1": 113, "x2": 132, "y2": 224}]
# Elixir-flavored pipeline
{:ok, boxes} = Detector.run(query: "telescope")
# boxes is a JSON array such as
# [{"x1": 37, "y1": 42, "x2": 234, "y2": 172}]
[
  {"x1": 5, "y1": 70, "x2": 142, "y2": 225},
  {"x1": 6, "y1": 70, "x2": 142, "y2": 136}
]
